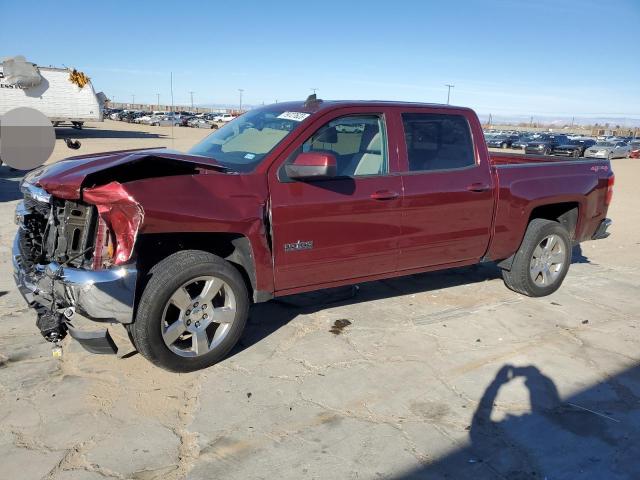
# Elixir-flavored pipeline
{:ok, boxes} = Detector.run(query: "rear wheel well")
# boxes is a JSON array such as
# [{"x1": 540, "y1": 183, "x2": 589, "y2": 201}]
[
  {"x1": 498, "y1": 202, "x2": 579, "y2": 271},
  {"x1": 528, "y1": 202, "x2": 579, "y2": 240},
  {"x1": 133, "y1": 233, "x2": 257, "y2": 314}
]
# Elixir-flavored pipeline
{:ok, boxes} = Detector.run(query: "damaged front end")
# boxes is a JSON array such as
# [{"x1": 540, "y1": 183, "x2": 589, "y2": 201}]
[{"x1": 13, "y1": 180, "x2": 141, "y2": 354}]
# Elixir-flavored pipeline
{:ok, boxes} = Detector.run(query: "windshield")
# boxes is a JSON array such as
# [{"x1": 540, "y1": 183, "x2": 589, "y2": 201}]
[
  {"x1": 595, "y1": 142, "x2": 614, "y2": 147},
  {"x1": 188, "y1": 107, "x2": 306, "y2": 172}
]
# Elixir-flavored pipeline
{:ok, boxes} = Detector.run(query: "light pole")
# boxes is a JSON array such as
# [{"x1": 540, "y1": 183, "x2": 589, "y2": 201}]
[
  {"x1": 131, "y1": 94, "x2": 135, "y2": 107},
  {"x1": 156, "y1": 93, "x2": 160, "y2": 109},
  {"x1": 238, "y1": 88, "x2": 244, "y2": 112},
  {"x1": 189, "y1": 91, "x2": 194, "y2": 110},
  {"x1": 445, "y1": 84, "x2": 454, "y2": 104},
  {"x1": 310, "y1": 87, "x2": 319, "y2": 95}
]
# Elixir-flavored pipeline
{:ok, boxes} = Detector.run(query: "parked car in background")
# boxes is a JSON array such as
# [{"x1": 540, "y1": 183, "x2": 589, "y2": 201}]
[
  {"x1": 552, "y1": 139, "x2": 596, "y2": 158},
  {"x1": 134, "y1": 113, "x2": 153, "y2": 124},
  {"x1": 511, "y1": 135, "x2": 535, "y2": 150},
  {"x1": 180, "y1": 115, "x2": 196, "y2": 126},
  {"x1": 629, "y1": 141, "x2": 640, "y2": 158},
  {"x1": 151, "y1": 114, "x2": 182, "y2": 127},
  {"x1": 190, "y1": 118, "x2": 218, "y2": 129},
  {"x1": 584, "y1": 141, "x2": 631, "y2": 159},
  {"x1": 525, "y1": 134, "x2": 570, "y2": 155},
  {"x1": 486, "y1": 134, "x2": 518, "y2": 149},
  {"x1": 213, "y1": 113, "x2": 234, "y2": 123}
]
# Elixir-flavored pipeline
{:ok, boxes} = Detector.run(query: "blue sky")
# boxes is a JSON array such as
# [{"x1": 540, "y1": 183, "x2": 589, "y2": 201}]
[{"x1": 2, "y1": 0, "x2": 639, "y2": 120}]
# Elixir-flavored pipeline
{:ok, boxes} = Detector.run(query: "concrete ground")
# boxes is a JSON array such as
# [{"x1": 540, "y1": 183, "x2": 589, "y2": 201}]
[{"x1": 0, "y1": 121, "x2": 638, "y2": 479}]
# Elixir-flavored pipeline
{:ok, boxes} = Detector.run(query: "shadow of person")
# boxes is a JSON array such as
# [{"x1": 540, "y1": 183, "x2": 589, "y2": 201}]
[{"x1": 468, "y1": 364, "x2": 620, "y2": 478}]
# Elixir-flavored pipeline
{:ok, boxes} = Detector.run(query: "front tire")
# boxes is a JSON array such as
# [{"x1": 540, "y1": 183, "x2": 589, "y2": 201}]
[
  {"x1": 130, "y1": 250, "x2": 249, "y2": 372},
  {"x1": 501, "y1": 219, "x2": 571, "y2": 297}
]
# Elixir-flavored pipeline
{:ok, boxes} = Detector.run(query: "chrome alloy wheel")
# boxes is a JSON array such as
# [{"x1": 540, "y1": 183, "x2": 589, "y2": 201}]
[
  {"x1": 529, "y1": 234, "x2": 566, "y2": 287},
  {"x1": 160, "y1": 276, "x2": 237, "y2": 357}
]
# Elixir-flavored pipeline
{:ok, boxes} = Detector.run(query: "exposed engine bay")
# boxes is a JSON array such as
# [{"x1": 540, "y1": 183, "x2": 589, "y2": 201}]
[{"x1": 18, "y1": 194, "x2": 98, "y2": 269}]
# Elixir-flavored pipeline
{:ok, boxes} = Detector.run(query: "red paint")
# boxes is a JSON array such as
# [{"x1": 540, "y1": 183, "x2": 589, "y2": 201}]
[
  {"x1": 83, "y1": 181, "x2": 144, "y2": 265},
  {"x1": 33, "y1": 101, "x2": 614, "y2": 298}
]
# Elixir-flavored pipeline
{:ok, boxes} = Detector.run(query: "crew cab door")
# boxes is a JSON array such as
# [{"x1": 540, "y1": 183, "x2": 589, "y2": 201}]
[
  {"x1": 395, "y1": 108, "x2": 494, "y2": 270},
  {"x1": 268, "y1": 109, "x2": 402, "y2": 292}
]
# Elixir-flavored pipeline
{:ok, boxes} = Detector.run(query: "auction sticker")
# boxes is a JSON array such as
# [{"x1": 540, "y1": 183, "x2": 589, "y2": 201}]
[{"x1": 277, "y1": 112, "x2": 310, "y2": 122}]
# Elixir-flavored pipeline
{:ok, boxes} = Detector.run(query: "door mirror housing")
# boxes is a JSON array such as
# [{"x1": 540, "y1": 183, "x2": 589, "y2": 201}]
[{"x1": 285, "y1": 152, "x2": 337, "y2": 180}]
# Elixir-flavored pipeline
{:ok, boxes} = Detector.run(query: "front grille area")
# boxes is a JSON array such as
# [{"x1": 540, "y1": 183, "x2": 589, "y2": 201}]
[{"x1": 18, "y1": 188, "x2": 97, "y2": 269}]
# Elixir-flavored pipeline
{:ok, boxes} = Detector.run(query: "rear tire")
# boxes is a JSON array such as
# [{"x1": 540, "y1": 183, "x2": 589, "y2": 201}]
[
  {"x1": 130, "y1": 250, "x2": 249, "y2": 372},
  {"x1": 501, "y1": 219, "x2": 571, "y2": 297}
]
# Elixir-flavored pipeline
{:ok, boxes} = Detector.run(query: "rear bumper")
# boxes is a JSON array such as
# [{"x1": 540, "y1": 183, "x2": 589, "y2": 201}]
[
  {"x1": 12, "y1": 235, "x2": 137, "y2": 324},
  {"x1": 592, "y1": 218, "x2": 612, "y2": 240}
]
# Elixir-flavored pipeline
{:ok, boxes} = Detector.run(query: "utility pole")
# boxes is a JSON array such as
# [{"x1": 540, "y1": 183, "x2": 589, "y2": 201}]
[
  {"x1": 238, "y1": 88, "x2": 244, "y2": 112},
  {"x1": 131, "y1": 94, "x2": 135, "y2": 106},
  {"x1": 156, "y1": 93, "x2": 160, "y2": 109},
  {"x1": 530, "y1": 116, "x2": 533, "y2": 127},
  {"x1": 189, "y1": 91, "x2": 194, "y2": 110},
  {"x1": 445, "y1": 84, "x2": 454, "y2": 104},
  {"x1": 310, "y1": 87, "x2": 319, "y2": 95}
]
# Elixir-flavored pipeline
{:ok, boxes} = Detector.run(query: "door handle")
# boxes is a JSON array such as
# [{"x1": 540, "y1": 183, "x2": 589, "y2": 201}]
[
  {"x1": 466, "y1": 183, "x2": 491, "y2": 192},
  {"x1": 370, "y1": 190, "x2": 399, "y2": 200}
]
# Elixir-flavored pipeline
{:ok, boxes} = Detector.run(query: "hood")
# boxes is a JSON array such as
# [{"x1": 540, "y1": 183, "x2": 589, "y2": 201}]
[
  {"x1": 527, "y1": 141, "x2": 549, "y2": 147},
  {"x1": 555, "y1": 144, "x2": 578, "y2": 149},
  {"x1": 24, "y1": 148, "x2": 229, "y2": 200},
  {"x1": 588, "y1": 146, "x2": 614, "y2": 152}
]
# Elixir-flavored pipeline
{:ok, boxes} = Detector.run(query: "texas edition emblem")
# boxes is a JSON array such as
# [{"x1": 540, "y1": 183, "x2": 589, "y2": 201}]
[{"x1": 284, "y1": 240, "x2": 313, "y2": 252}]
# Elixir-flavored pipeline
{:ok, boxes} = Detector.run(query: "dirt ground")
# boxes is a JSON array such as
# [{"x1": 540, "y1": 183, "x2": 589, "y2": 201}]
[{"x1": 0, "y1": 120, "x2": 638, "y2": 479}]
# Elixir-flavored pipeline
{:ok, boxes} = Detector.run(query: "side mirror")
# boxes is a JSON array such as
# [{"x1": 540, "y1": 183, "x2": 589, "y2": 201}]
[{"x1": 285, "y1": 152, "x2": 337, "y2": 180}]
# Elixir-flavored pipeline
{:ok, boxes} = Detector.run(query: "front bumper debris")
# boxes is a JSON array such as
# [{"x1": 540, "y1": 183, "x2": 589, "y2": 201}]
[
  {"x1": 13, "y1": 236, "x2": 137, "y2": 323},
  {"x1": 13, "y1": 235, "x2": 136, "y2": 354},
  {"x1": 67, "y1": 324, "x2": 118, "y2": 354}
]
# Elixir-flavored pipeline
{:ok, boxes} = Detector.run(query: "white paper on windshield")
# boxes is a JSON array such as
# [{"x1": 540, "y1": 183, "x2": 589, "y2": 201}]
[{"x1": 277, "y1": 112, "x2": 310, "y2": 122}]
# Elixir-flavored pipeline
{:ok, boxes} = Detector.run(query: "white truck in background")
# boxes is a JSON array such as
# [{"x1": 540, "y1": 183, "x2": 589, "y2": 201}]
[{"x1": 0, "y1": 57, "x2": 105, "y2": 129}]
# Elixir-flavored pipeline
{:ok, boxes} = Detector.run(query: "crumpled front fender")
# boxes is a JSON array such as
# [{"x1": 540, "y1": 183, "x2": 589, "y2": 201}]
[{"x1": 83, "y1": 181, "x2": 144, "y2": 265}]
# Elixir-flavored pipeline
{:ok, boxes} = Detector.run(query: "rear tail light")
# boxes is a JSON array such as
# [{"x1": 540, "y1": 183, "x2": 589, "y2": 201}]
[{"x1": 605, "y1": 174, "x2": 614, "y2": 206}]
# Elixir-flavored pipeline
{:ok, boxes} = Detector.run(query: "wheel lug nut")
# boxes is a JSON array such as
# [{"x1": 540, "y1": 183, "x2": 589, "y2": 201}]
[
  {"x1": 186, "y1": 320, "x2": 191, "y2": 326},
  {"x1": 193, "y1": 302, "x2": 199, "y2": 307},
  {"x1": 195, "y1": 321, "x2": 201, "y2": 327},
  {"x1": 202, "y1": 314, "x2": 208, "y2": 320},
  {"x1": 186, "y1": 309, "x2": 191, "y2": 316},
  {"x1": 202, "y1": 304, "x2": 207, "y2": 309}
]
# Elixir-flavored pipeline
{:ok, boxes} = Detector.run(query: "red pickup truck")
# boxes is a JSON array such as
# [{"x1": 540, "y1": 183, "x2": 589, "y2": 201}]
[{"x1": 13, "y1": 97, "x2": 614, "y2": 371}]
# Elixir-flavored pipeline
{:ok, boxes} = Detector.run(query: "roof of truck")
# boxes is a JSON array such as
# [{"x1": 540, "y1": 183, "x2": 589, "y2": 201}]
[{"x1": 267, "y1": 99, "x2": 472, "y2": 115}]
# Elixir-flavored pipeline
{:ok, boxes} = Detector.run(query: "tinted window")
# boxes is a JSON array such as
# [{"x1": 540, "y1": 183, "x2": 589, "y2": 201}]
[
  {"x1": 402, "y1": 113, "x2": 475, "y2": 171},
  {"x1": 289, "y1": 115, "x2": 388, "y2": 177}
]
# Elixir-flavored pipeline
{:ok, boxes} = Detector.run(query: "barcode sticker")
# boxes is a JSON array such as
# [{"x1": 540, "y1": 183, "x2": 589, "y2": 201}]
[{"x1": 277, "y1": 111, "x2": 310, "y2": 122}]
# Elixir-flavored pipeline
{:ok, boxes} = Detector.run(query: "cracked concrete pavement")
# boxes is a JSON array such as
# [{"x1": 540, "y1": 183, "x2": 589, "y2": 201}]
[{"x1": 0, "y1": 122, "x2": 638, "y2": 479}]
